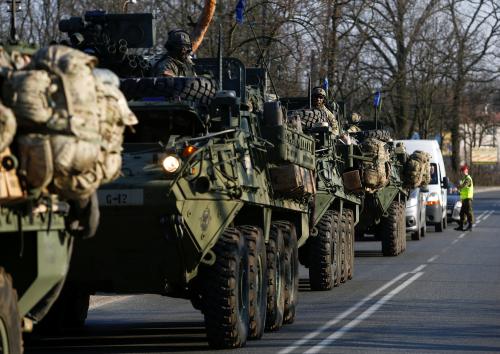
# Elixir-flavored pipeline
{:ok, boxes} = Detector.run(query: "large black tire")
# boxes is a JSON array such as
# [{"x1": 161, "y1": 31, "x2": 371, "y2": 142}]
[
  {"x1": 411, "y1": 227, "x2": 421, "y2": 241},
  {"x1": 380, "y1": 201, "x2": 402, "y2": 256},
  {"x1": 288, "y1": 109, "x2": 329, "y2": 129},
  {"x1": 343, "y1": 209, "x2": 355, "y2": 280},
  {"x1": 435, "y1": 216, "x2": 444, "y2": 232},
  {"x1": 120, "y1": 77, "x2": 217, "y2": 105},
  {"x1": 265, "y1": 225, "x2": 286, "y2": 332},
  {"x1": 36, "y1": 282, "x2": 90, "y2": 334},
  {"x1": 200, "y1": 228, "x2": 249, "y2": 348},
  {"x1": 0, "y1": 268, "x2": 22, "y2": 354},
  {"x1": 238, "y1": 226, "x2": 267, "y2": 340},
  {"x1": 353, "y1": 129, "x2": 392, "y2": 143},
  {"x1": 274, "y1": 221, "x2": 299, "y2": 325},
  {"x1": 309, "y1": 210, "x2": 341, "y2": 291},
  {"x1": 399, "y1": 203, "x2": 407, "y2": 253},
  {"x1": 339, "y1": 215, "x2": 348, "y2": 283}
]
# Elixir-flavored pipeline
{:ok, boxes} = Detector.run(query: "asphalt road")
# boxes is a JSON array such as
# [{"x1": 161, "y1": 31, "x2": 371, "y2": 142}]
[{"x1": 27, "y1": 189, "x2": 500, "y2": 354}]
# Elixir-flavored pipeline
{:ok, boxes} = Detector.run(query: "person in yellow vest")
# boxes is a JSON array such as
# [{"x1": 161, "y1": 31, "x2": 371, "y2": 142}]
[{"x1": 455, "y1": 164, "x2": 474, "y2": 231}]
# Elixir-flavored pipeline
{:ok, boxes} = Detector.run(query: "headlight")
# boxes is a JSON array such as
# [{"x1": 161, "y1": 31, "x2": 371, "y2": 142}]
[
  {"x1": 426, "y1": 192, "x2": 440, "y2": 206},
  {"x1": 162, "y1": 155, "x2": 181, "y2": 173},
  {"x1": 406, "y1": 197, "x2": 418, "y2": 208}
]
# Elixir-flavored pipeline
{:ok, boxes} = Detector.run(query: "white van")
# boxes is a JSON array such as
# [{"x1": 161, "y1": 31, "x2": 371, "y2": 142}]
[{"x1": 397, "y1": 140, "x2": 449, "y2": 232}]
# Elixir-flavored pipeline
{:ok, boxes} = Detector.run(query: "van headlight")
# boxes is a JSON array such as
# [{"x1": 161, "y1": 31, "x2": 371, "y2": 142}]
[
  {"x1": 426, "y1": 192, "x2": 440, "y2": 206},
  {"x1": 162, "y1": 155, "x2": 181, "y2": 173}
]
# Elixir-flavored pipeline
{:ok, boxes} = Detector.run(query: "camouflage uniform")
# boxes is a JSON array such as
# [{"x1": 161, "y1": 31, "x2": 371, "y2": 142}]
[
  {"x1": 310, "y1": 87, "x2": 339, "y2": 134},
  {"x1": 153, "y1": 55, "x2": 196, "y2": 77},
  {"x1": 153, "y1": 29, "x2": 196, "y2": 77},
  {"x1": 347, "y1": 112, "x2": 362, "y2": 133}
]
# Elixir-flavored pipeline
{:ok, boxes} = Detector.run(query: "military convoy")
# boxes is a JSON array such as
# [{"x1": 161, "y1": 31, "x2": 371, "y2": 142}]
[{"x1": 0, "y1": 6, "x2": 431, "y2": 352}]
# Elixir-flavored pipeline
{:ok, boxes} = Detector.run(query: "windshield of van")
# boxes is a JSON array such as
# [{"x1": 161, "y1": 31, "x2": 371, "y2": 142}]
[{"x1": 430, "y1": 163, "x2": 439, "y2": 184}]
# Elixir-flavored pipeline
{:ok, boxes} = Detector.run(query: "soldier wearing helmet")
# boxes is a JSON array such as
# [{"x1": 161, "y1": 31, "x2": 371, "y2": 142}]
[
  {"x1": 310, "y1": 86, "x2": 339, "y2": 134},
  {"x1": 153, "y1": 29, "x2": 196, "y2": 77},
  {"x1": 347, "y1": 112, "x2": 362, "y2": 133}
]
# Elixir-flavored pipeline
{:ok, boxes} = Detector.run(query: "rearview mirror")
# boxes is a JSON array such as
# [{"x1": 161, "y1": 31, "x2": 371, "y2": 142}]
[{"x1": 442, "y1": 176, "x2": 449, "y2": 189}]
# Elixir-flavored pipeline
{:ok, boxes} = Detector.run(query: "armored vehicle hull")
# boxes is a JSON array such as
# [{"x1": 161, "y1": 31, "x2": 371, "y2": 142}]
[
  {"x1": 65, "y1": 60, "x2": 314, "y2": 348},
  {"x1": 0, "y1": 200, "x2": 71, "y2": 353}
]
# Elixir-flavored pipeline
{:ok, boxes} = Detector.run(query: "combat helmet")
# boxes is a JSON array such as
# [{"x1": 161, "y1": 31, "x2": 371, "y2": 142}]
[
  {"x1": 165, "y1": 29, "x2": 192, "y2": 52},
  {"x1": 312, "y1": 87, "x2": 327, "y2": 98}
]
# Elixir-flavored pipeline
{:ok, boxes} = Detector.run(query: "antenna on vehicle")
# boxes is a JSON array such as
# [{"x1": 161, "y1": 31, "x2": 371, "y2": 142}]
[
  {"x1": 308, "y1": 74, "x2": 312, "y2": 109},
  {"x1": 7, "y1": 0, "x2": 21, "y2": 43},
  {"x1": 217, "y1": 23, "x2": 223, "y2": 90},
  {"x1": 247, "y1": 18, "x2": 279, "y2": 99}
]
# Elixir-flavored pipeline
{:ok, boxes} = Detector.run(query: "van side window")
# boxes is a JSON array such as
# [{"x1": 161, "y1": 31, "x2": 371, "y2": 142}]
[{"x1": 430, "y1": 163, "x2": 439, "y2": 184}]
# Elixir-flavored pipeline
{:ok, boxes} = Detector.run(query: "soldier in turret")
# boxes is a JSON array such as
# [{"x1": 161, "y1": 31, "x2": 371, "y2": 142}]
[
  {"x1": 347, "y1": 112, "x2": 362, "y2": 133},
  {"x1": 153, "y1": 29, "x2": 196, "y2": 77},
  {"x1": 310, "y1": 87, "x2": 339, "y2": 134}
]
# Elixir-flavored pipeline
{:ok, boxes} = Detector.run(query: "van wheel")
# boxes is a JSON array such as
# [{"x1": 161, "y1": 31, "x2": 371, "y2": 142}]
[
  {"x1": 0, "y1": 268, "x2": 22, "y2": 354},
  {"x1": 238, "y1": 226, "x2": 267, "y2": 340},
  {"x1": 200, "y1": 228, "x2": 249, "y2": 348},
  {"x1": 435, "y1": 217, "x2": 444, "y2": 232},
  {"x1": 265, "y1": 225, "x2": 286, "y2": 332}
]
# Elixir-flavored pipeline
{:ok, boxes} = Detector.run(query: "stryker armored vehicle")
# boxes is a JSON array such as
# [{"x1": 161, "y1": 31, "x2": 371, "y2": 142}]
[
  {"x1": 349, "y1": 121, "x2": 409, "y2": 256},
  {"x1": 280, "y1": 101, "x2": 365, "y2": 290},
  {"x1": 49, "y1": 11, "x2": 318, "y2": 347},
  {"x1": 64, "y1": 64, "x2": 314, "y2": 349}
]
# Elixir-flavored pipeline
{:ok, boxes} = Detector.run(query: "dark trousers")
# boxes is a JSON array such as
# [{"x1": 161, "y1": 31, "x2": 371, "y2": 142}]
[{"x1": 459, "y1": 198, "x2": 474, "y2": 228}]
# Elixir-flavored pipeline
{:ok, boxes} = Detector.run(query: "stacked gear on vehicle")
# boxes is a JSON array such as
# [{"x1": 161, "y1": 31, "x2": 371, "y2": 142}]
[
  {"x1": 359, "y1": 137, "x2": 391, "y2": 192},
  {"x1": 404, "y1": 150, "x2": 431, "y2": 188},
  {"x1": 1, "y1": 45, "x2": 137, "y2": 200}
]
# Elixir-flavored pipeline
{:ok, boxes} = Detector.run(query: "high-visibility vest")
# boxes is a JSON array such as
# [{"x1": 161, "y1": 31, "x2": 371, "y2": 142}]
[{"x1": 460, "y1": 175, "x2": 474, "y2": 200}]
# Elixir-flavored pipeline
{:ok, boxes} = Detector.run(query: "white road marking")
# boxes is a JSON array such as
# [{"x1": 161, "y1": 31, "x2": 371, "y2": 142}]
[
  {"x1": 279, "y1": 264, "x2": 428, "y2": 354},
  {"x1": 278, "y1": 272, "x2": 409, "y2": 354},
  {"x1": 482, "y1": 210, "x2": 494, "y2": 221},
  {"x1": 452, "y1": 239, "x2": 459, "y2": 244},
  {"x1": 427, "y1": 255, "x2": 439, "y2": 263},
  {"x1": 89, "y1": 295, "x2": 133, "y2": 310},
  {"x1": 304, "y1": 272, "x2": 425, "y2": 354},
  {"x1": 411, "y1": 264, "x2": 427, "y2": 273},
  {"x1": 458, "y1": 234, "x2": 466, "y2": 239}
]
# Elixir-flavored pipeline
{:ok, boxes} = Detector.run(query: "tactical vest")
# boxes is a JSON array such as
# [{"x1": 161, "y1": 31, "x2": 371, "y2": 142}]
[{"x1": 460, "y1": 175, "x2": 473, "y2": 200}]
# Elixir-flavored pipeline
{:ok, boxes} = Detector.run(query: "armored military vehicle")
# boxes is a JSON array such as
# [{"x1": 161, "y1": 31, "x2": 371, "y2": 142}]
[
  {"x1": 348, "y1": 121, "x2": 409, "y2": 256},
  {"x1": 49, "y1": 11, "x2": 317, "y2": 347},
  {"x1": 277, "y1": 102, "x2": 363, "y2": 290}
]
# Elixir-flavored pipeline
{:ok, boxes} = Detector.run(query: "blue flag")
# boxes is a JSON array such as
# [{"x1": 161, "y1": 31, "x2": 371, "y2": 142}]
[
  {"x1": 323, "y1": 77, "x2": 329, "y2": 92},
  {"x1": 235, "y1": 0, "x2": 246, "y2": 24},
  {"x1": 373, "y1": 91, "x2": 382, "y2": 108}
]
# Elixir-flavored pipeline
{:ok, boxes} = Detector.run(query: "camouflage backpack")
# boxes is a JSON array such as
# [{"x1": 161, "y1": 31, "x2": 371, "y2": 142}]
[
  {"x1": 404, "y1": 150, "x2": 431, "y2": 188},
  {"x1": 360, "y1": 138, "x2": 390, "y2": 191},
  {"x1": 3, "y1": 46, "x2": 136, "y2": 200},
  {"x1": 0, "y1": 102, "x2": 16, "y2": 153}
]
